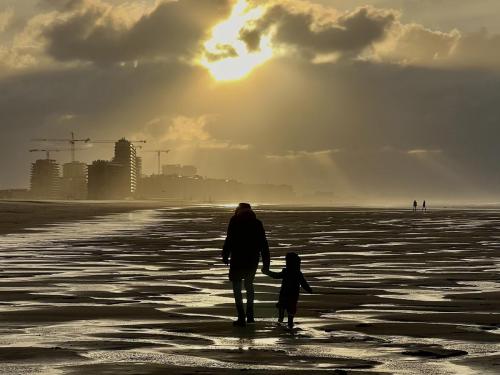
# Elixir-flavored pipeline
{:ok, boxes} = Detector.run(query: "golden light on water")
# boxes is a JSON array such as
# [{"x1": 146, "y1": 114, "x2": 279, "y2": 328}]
[{"x1": 200, "y1": 0, "x2": 273, "y2": 82}]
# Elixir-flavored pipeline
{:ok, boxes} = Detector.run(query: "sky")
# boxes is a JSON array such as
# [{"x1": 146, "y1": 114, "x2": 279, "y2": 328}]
[{"x1": 1, "y1": 0, "x2": 500, "y2": 204}]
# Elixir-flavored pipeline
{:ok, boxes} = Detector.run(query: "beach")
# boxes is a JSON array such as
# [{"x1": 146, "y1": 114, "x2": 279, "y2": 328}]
[
  {"x1": 0, "y1": 204, "x2": 498, "y2": 374},
  {"x1": 0, "y1": 200, "x2": 171, "y2": 235}
]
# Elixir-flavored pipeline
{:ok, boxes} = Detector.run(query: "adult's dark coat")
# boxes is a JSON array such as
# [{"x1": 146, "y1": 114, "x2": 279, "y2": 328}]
[{"x1": 222, "y1": 209, "x2": 270, "y2": 281}]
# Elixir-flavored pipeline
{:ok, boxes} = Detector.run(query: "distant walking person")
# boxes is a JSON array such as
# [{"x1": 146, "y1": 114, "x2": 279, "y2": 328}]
[
  {"x1": 422, "y1": 200, "x2": 426, "y2": 212},
  {"x1": 413, "y1": 200, "x2": 418, "y2": 212},
  {"x1": 262, "y1": 252, "x2": 312, "y2": 329},
  {"x1": 222, "y1": 203, "x2": 270, "y2": 327}
]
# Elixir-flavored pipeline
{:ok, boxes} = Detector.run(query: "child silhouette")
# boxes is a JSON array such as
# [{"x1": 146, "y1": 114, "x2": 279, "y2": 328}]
[{"x1": 262, "y1": 252, "x2": 312, "y2": 328}]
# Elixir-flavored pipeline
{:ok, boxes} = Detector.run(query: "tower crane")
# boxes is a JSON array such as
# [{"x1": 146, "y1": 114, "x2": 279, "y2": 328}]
[
  {"x1": 29, "y1": 148, "x2": 83, "y2": 160},
  {"x1": 32, "y1": 132, "x2": 91, "y2": 163},
  {"x1": 88, "y1": 139, "x2": 146, "y2": 156},
  {"x1": 143, "y1": 150, "x2": 170, "y2": 175},
  {"x1": 89, "y1": 139, "x2": 147, "y2": 145}
]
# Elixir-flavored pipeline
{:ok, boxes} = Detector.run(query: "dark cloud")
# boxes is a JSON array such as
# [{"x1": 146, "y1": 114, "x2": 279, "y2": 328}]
[
  {"x1": 240, "y1": 2, "x2": 500, "y2": 71},
  {"x1": 43, "y1": 0, "x2": 232, "y2": 64},
  {"x1": 240, "y1": 5, "x2": 396, "y2": 58},
  {"x1": 204, "y1": 44, "x2": 238, "y2": 62},
  {"x1": 37, "y1": 0, "x2": 87, "y2": 12},
  {"x1": 376, "y1": 23, "x2": 500, "y2": 70},
  {"x1": 239, "y1": 28, "x2": 261, "y2": 52}
]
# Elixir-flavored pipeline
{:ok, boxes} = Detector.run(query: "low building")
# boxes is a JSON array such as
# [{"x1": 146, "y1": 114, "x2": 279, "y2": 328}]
[
  {"x1": 61, "y1": 162, "x2": 87, "y2": 200},
  {"x1": 0, "y1": 189, "x2": 30, "y2": 199},
  {"x1": 162, "y1": 164, "x2": 197, "y2": 177},
  {"x1": 87, "y1": 160, "x2": 123, "y2": 199},
  {"x1": 137, "y1": 174, "x2": 295, "y2": 203}
]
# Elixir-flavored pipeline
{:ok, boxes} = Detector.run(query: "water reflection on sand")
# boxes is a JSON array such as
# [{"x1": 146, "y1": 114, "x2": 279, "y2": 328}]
[{"x1": 0, "y1": 207, "x2": 499, "y2": 374}]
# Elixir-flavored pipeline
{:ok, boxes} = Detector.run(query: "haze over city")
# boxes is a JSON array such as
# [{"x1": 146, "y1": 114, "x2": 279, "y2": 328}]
[{"x1": 2, "y1": 0, "x2": 500, "y2": 204}]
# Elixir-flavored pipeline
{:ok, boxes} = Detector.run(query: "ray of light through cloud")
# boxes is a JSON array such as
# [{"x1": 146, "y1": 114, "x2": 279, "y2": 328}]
[{"x1": 199, "y1": 0, "x2": 274, "y2": 82}]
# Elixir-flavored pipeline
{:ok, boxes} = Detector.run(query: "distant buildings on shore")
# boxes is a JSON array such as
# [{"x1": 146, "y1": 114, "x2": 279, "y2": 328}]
[
  {"x1": 30, "y1": 159, "x2": 61, "y2": 199},
  {"x1": 61, "y1": 162, "x2": 87, "y2": 200},
  {"x1": 6, "y1": 138, "x2": 295, "y2": 203},
  {"x1": 88, "y1": 139, "x2": 141, "y2": 199},
  {"x1": 162, "y1": 164, "x2": 197, "y2": 177},
  {"x1": 137, "y1": 175, "x2": 294, "y2": 203}
]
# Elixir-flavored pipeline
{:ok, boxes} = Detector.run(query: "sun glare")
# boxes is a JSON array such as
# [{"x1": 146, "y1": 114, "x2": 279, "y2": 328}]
[{"x1": 200, "y1": 0, "x2": 273, "y2": 82}]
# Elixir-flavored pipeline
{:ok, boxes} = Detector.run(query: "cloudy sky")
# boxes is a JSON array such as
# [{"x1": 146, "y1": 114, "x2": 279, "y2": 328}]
[{"x1": 1, "y1": 0, "x2": 500, "y2": 204}]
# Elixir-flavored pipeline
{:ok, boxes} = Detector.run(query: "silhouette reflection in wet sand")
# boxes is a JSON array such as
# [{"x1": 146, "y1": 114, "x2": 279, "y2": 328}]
[
  {"x1": 222, "y1": 203, "x2": 270, "y2": 327},
  {"x1": 262, "y1": 252, "x2": 313, "y2": 329}
]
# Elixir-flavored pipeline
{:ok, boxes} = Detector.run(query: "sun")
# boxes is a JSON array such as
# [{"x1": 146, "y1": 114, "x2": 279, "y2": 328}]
[{"x1": 200, "y1": 0, "x2": 273, "y2": 82}]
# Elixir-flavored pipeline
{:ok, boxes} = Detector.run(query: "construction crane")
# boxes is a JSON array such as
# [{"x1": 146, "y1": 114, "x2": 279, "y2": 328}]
[
  {"x1": 29, "y1": 148, "x2": 79, "y2": 160},
  {"x1": 32, "y1": 132, "x2": 90, "y2": 163},
  {"x1": 89, "y1": 139, "x2": 147, "y2": 145},
  {"x1": 144, "y1": 150, "x2": 170, "y2": 175}
]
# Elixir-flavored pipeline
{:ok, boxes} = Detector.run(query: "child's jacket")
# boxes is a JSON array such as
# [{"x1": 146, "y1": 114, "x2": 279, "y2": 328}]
[{"x1": 267, "y1": 268, "x2": 312, "y2": 314}]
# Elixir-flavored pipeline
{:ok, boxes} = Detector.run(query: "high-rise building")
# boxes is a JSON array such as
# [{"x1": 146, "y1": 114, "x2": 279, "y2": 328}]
[
  {"x1": 113, "y1": 138, "x2": 137, "y2": 196},
  {"x1": 30, "y1": 159, "x2": 61, "y2": 199},
  {"x1": 136, "y1": 156, "x2": 143, "y2": 179},
  {"x1": 87, "y1": 160, "x2": 123, "y2": 199},
  {"x1": 87, "y1": 138, "x2": 140, "y2": 200},
  {"x1": 61, "y1": 162, "x2": 87, "y2": 200}
]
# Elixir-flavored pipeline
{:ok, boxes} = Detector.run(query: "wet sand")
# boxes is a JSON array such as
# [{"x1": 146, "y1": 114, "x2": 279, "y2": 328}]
[
  {"x1": 0, "y1": 200, "x2": 170, "y2": 235},
  {"x1": 0, "y1": 206, "x2": 499, "y2": 374}
]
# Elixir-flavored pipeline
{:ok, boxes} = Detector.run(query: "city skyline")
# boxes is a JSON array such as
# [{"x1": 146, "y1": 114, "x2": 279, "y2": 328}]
[
  {"x1": 19, "y1": 136, "x2": 296, "y2": 203},
  {"x1": 2, "y1": 0, "x2": 500, "y2": 203}
]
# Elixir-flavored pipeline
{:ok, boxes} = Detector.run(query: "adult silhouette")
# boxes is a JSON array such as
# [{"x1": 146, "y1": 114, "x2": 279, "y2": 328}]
[{"x1": 222, "y1": 203, "x2": 270, "y2": 327}]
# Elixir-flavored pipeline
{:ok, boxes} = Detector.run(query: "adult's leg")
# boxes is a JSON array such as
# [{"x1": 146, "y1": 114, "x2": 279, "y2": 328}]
[
  {"x1": 278, "y1": 307, "x2": 285, "y2": 323},
  {"x1": 232, "y1": 279, "x2": 245, "y2": 323},
  {"x1": 244, "y1": 273, "x2": 255, "y2": 322},
  {"x1": 288, "y1": 314, "x2": 294, "y2": 329}
]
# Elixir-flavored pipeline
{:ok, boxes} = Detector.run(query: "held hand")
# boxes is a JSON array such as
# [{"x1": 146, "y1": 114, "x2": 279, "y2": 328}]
[{"x1": 223, "y1": 257, "x2": 229, "y2": 266}]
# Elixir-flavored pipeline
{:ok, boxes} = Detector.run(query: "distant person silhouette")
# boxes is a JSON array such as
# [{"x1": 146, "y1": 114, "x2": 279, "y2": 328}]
[
  {"x1": 413, "y1": 200, "x2": 418, "y2": 212},
  {"x1": 423, "y1": 200, "x2": 427, "y2": 212},
  {"x1": 222, "y1": 203, "x2": 270, "y2": 327},
  {"x1": 262, "y1": 252, "x2": 312, "y2": 329}
]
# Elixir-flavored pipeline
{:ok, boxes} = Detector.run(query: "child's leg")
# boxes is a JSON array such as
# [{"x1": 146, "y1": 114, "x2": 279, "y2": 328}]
[
  {"x1": 278, "y1": 307, "x2": 284, "y2": 323},
  {"x1": 287, "y1": 314, "x2": 294, "y2": 329}
]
